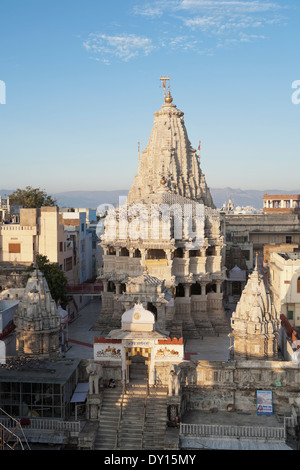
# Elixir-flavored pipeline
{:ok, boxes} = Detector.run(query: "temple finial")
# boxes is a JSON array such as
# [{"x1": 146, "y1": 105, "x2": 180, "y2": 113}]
[{"x1": 160, "y1": 75, "x2": 170, "y2": 102}]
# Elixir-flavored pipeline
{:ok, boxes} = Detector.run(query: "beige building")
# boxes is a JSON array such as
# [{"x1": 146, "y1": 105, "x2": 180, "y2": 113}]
[
  {"x1": 0, "y1": 207, "x2": 95, "y2": 285},
  {"x1": 263, "y1": 194, "x2": 300, "y2": 215},
  {"x1": 0, "y1": 207, "x2": 68, "y2": 268},
  {"x1": 269, "y1": 250, "x2": 300, "y2": 328},
  {"x1": 224, "y1": 212, "x2": 300, "y2": 267}
]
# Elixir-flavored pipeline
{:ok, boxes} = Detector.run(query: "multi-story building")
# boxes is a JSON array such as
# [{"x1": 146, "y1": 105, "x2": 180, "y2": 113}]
[
  {"x1": 0, "y1": 196, "x2": 22, "y2": 223},
  {"x1": 0, "y1": 206, "x2": 95, "y2": 283},
  {"x1": 269, "y1": 250, "x2": 300, "y2": 328},
  {"x1": 0, "y1": 207, "x2": 68, "y2": 268},
  {"x1": 59, "y1": 211, "x2": 94, "y2": 284},
  {"x1": 224, "y1": 201, "x2": 300, "y2": 262},
  {"x1": 263, "y1": 194, "x2": 300, "y2": 215}
]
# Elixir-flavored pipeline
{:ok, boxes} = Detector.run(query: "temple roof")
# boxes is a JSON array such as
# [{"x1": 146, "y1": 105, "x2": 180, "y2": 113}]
[
  {"x1": 231, "y1": 260, "x2": 280, "y2": 334},
  {"x1": 121, "y1": 302, "x2": 155, "y2": 331},
  {"x1": 14, "y1": 269, "x2": 60, "y2": 331},
  {"x1": 127, "y1": 90, "x2": 215, "y2": 208}
]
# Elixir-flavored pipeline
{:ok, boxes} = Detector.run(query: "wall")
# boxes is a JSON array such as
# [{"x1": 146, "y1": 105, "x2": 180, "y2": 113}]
[
  {"x1": 0, "y1": 225, "x2": 37, "y2": 264},
  {"x1": 269, "y1": 252, "x2": 300, "y2": 327},
  {"x1": 0, "y1": 300, "x2": 18, "y2": 332},
  {"x1": 225, "y1": 213, "x2": 300, "y2": 252},
  {"x1": 155, "y1": 359, "x2": 300, "y2": 415}
]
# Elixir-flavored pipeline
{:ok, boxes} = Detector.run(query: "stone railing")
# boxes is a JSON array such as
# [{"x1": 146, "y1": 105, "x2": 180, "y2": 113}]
[
  {"x1": 0, "y1": 417, "x2": 81, "y2": 435},
  {"x1": 180, "y1": 423, "x2": 286, "y2": 441}
]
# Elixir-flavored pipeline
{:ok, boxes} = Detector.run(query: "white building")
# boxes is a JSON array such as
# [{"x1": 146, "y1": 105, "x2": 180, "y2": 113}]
[
  {"x1": 269, "y1": 251, "x2": 300, "y2": 328},
  {"x1": 60, "y1": 211, "x2": 93, "y2": 284}
]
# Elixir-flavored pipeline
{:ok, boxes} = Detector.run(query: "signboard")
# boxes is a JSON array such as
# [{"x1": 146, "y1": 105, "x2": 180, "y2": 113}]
[
  {"x1": 94, "y1": 343, "x2": 122, "y2": 361},
  {"x1": 256, "y1": 390, "x2": 273, "y2": 415}
]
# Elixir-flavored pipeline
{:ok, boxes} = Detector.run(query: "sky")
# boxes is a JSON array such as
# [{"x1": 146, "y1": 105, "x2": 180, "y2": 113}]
[{"x1": 0, "y1": 0, "x2": 300, "y2": 195}]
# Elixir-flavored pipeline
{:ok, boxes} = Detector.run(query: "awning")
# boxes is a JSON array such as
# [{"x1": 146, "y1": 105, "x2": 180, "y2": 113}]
[{"x1": 70, "y1": 382, "x2": 89, "y2": 403}]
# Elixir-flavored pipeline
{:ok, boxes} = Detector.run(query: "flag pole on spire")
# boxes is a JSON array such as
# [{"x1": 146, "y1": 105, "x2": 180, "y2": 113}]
[
  {"x1": 198, "y1": 140, "x2": 201, "y2": 160},
  {"x1": 160, "y1": 75, "x2": 170, "y2": 102}
]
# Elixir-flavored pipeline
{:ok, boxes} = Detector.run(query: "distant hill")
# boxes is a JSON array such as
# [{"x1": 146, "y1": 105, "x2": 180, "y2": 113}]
[
  {"x1": 1, "y1": 188, "x2": 300, "y2": 210},
  {"x1": 53, "y1": 190, "x2": 129, "y2": 209}
]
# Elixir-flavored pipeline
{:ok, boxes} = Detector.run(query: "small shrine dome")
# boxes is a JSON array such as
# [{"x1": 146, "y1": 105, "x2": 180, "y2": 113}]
[{"x1": 121, "y1": 303, "x2": 155, "y2": 332}]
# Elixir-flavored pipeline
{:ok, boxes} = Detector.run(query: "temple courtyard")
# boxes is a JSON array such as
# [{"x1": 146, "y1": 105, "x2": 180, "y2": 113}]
[{"x1": 63, "y1": 298, "x2": 293, "y2": 450}]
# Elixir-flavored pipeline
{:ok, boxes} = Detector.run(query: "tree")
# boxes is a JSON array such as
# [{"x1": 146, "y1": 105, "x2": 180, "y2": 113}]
[
  {"x1": 27, "y1": 254, "x2": 69, "y2": 308},
  {"x1": 9, "y1": 186, "x2": 57, "y2": 208}
]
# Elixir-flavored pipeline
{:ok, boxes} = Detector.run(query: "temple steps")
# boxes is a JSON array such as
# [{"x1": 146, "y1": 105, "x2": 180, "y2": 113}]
[
  {"x1": 92, "y1": 382, "x2": 169, "y2": 450},
  {"x1": 143, "y1": 388, "x2": 168, "y2": 450},
  {"x1": 94, "y1": 388, "x2": 123, "y2": 450},
  {"x1": 116, "y1": 383, "x2": 146, "y2": 450}
]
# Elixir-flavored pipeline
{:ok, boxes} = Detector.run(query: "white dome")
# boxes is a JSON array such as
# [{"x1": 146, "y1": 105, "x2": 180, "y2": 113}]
[{"x1": 122, "y1": 303, "x2": 155, "y2": 332}]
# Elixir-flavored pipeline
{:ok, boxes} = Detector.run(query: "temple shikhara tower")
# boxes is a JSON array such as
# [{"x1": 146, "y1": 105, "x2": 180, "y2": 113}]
[
  {"x1": 230, "y1": 256, "x2": 280, "y2": 360},
  {"x1": 14, "y1": 270, "x2": 61, "y2": 358},
  {"x1": 96, "y1": 79, "x2": 229, "y2": 338}
]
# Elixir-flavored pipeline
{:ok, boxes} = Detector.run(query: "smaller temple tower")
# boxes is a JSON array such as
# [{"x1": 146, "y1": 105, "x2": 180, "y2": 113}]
[
  {"x1": 230, "y1": 257, "x2": 280, "y2": 360},
  {"x1": 14, "y1": 270, "x2": 61, "y2": 358}
]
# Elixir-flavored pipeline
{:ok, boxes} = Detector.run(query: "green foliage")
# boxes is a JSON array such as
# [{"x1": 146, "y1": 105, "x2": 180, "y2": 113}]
[
  {"x1": 27, "y1": 254, "x2": 69, "y2": 307},
  {"x1": 9, "y1": 186, "x2": 57, "y2": 208}
]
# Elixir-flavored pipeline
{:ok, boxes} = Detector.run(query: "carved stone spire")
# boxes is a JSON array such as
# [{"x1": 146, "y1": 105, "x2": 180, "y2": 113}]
[
  {"x1": 14, "y1": 270, "x2": 61, "y2": 358},
  {"x1": 127, "y1": 88, "x2": 215, "y2": 208},
  {"x1": 231, "y1": 261, "x2": 280, "y2": 360}
]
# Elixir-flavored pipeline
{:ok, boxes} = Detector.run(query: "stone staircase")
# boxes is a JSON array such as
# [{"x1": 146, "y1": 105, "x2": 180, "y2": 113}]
[
  {"x1": 94, "y1": 381, "x2": 169, "y2": 450},
  {"x1": 117, "y1": 382, "x2": 146, "y2": 450},
  {"x1": 94, "y1": 387, "x2": 123, "y2": 450},
  {"x1": 143, "y1": 387, "x2": 168, "y2": 449}
]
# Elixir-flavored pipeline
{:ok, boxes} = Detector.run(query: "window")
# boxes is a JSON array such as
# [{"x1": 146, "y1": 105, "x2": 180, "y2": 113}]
[
  {"x1": 288, "y1": 311, "x2": 294, "y2": 320},
  {"x1": 286, "y1": 236, "x2": 292, "y2": 244},
  {"x1": 59, "y1": 242, "x2": 63, "y2": 252},
  {"x1": 297, "y1": 277, "x2": 300, "y2": 294},
  {"x1": 65, "y1": 257, "x2": 73, "y2": 272},
  {"x1": 8, "y1": 243, "x2": 21, "y2": 253}
]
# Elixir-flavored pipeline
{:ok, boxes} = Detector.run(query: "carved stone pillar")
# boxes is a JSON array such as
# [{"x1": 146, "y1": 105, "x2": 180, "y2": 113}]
[
  {"x1": 184, "y1": 284, "x2": 191, "y2": 298},
  {"x1": 115, "y1": 282, "x2": 121, "y2": 295},
  {"x1": 200, "y1": 282, "x2": 207, "y2": 296},
  {"x1": 166, "y1": 249, "x2": 172, "y2": 265},
  {"x1": 102, "y1": 280, "x2": 108, "y2": 293},
  {"x1": 216, "y1": 281, "x2": 222, "y2": 294}
]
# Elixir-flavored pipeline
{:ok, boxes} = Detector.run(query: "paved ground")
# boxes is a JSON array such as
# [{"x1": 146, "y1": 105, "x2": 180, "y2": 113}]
[{"x1": 65, "y1": 298, "x2": 232, "y2": 362}]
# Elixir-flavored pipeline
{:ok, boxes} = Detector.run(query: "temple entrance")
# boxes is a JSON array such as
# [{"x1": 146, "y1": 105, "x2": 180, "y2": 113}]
[
  {"x1": 129, "y1": 355, "x2": 148, "y2": 380},
  {"x1": 147, "y1": 302, "x2": 157, "y2": 321}
]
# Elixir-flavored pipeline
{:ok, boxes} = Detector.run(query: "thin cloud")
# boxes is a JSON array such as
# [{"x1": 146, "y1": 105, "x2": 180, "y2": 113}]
[
  {"x1": 134, "y1": 0, "x2": 283, "y2": 16},
  {"x1": 83, "y1": 1, "x2": 287, "y2": 63},
  {"x1": 83, "y1": 33, "x2": 155, "y2": 63},
  {"x1": 178, "y1": 0, "x2": 283, "y2": 14},
  {"x1": 132, "y1": 0, "x2": 285, "y2": 49}
]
